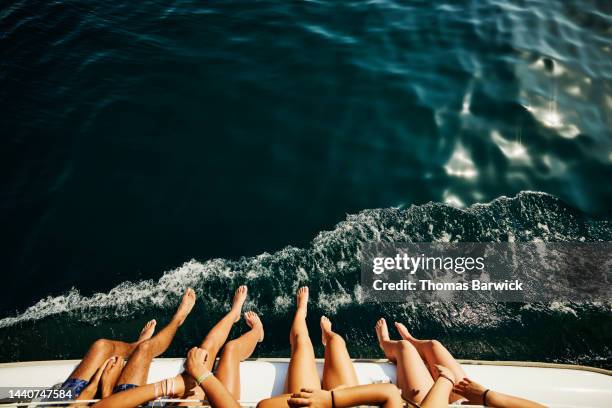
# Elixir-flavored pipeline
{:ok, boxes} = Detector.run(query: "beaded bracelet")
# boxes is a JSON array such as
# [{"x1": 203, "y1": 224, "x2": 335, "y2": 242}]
[{"x1": 196, "y1": 371, "x2": 213, "y2": 385}]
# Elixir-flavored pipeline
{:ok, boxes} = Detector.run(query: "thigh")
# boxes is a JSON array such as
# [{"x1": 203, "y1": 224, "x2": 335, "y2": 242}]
[
  {"x1": 215, "y1": 353, "x2": 240, "y2": 400},
  {"x1": 321, "y1": 336, "x2": 358, "y2": 390},
  {"x1": 258, "y1": 394, "x2": 291, "y2": 408},
  {"x1": 71, "y1": 339, "x2": 132, "y2": 381},
  {"x1": 286, "y1": 339, "x2": 321, "y2": 394},
  {"x1": 421, "y1": 340, "x2": 467, "y2": 382},
  {"x1": 116, "y1": 344, "x2": 153, "y2": 386},
  {"x1": 395, "y1": 343, "x2": 434, "y2": 404}
]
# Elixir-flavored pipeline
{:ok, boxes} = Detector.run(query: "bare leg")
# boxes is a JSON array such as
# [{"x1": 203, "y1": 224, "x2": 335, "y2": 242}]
[
  {"x1": 395, "y1": 322, "x2": 466, "y2": 402},
  {"x1": 72, "y1": 358, "x2": 113, "y2": 404},
  {"x1": 320, "y1": 316, "x2": 358, "y2": 391},
  {"x1": 257, "y1": 287, "x2": 321, "y2": 408},
  {"x1": 287, "y1": 287, "x2": 321, "y2": 393},
  {"x1": 69, "y1": 319, "x2": 156, "y2": 382},
  {"x1": 100, "y1": 356, "x2": 125, "y2": 397},
  {"x1": 216, "y1": 311, "x2": 264, "y2": 399},
  {"x1": 179, "y1": 286, "x2": 249, "y2": 404},
  {"x1": 199, "y1": 285, "x2": 248, "y2": 371},
  {"x1": 420, "y1": 366, "x2": 456, "y2": 408},
  {"x1": 116, "y1": 288, "x2": 196, "y2": 387},
  {"x1": 376, "y1": 318, "x2": 434, "y2": 405}
]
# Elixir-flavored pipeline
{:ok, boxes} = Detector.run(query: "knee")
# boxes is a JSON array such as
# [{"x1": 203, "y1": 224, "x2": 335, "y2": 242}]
[
  {"x1": 256, "y1": 398, "x2": 275, "y2": 408},
  {"x1": 327, "y1": 333, "x2": 345, "y2": 347},
  {"x1": 290, "y1": 332, "x2": 311, "y2": 347},
  {"x1": 90, "y1": 339, "x2": 113, "y2": 355},
  {"x1": 397, "y1": 340, "x2": 417, "y2": 354},
  {"x1": 222, "y1": 340, "x2": 240, "y2": 356},
  {"x1": 134, "y1": 339, "x2": 153, "y2": 357},
  {"x1": 428, "y1": 339, "x2": 442, "y2": 351}
]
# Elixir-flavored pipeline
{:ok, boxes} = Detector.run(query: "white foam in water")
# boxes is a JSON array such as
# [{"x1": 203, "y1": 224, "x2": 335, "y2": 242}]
[{"x1": 0, "y1": 192, "x2": 610, "y2": 331}]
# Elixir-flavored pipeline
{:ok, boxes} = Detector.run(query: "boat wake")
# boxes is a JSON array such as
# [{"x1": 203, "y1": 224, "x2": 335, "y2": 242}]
[{"x1": 0, "y1": 192, "x2": 610, "y2": 367}]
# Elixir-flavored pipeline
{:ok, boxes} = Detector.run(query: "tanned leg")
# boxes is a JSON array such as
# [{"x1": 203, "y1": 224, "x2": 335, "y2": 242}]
[
  {"x1": 395, "y1": 322, "x2": 466, "y2": 402},
  {"x1": 286, "y1": 287, "x2": 321, "y2": 393},
  {"x1": 216, "y1": 311, "x2": 264, "y2": 399},
  {"x1": 69, "y1": 319, "x2": 156, "y2": 382},
  {"x1": 376, "y1": 318, "x2": 434, "y2": 405},
  {"x1": 199, "y1": 285, "x2": 248, "y2": 371},
  {"x1": 320, "y1": 316, "x2": 358, "y2": 391},
  {"x1": 179, "y1": 285, "x2": 248, "y2": 404},
  {"x1": 100, "y1": 356, "x2": 125, "y2": 397},
  {"x1": 116, "y1": 288, "x2": 196, "y2": 386},
  {"x1": 257, "y1": 287, "x2": 321, "y2": 408}
]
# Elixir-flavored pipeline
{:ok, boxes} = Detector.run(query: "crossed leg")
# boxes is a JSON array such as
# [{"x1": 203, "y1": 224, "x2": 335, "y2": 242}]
[
  {"x1": 179, "y1": 285, "x2": 249, "y2": 403},
  {"x1": 394, "y1": 322, "x2": 466, "y2": 383},
  {"x1": 68, "y1": 318, "x2": 158, "y2": 383},
  {"x1": 394, "y1": 322, "x2": 466, "y2": 402},
  {"x1": 216, "y1": 311, "x2": 265, "y2": 399},
  {"x1": 320, "y1": 316, "x2": 359, "y2": 391},
  {"x1": 113, "y1": 288, "x2": 196, "y2": 390},
  {"x1": 376, "y1": 318, "x2": 434, "y2": 405}
]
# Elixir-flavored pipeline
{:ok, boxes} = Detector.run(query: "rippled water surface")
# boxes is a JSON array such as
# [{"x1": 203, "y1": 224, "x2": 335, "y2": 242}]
[{"x1": 1, "y1": 1, "x2": 611, "y2": 365}]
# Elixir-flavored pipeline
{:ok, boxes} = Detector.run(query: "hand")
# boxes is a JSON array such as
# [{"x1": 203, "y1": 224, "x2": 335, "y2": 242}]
[
  {"x1": 185, "y1": 347, "x2": 209, "y2": 380},
  {"x1": 90, "y1": 357, "x2": 113, "y2": 386},
  {"x1": 288, "y1": 388, "x2": 333, "y2": 408},
  {"x1": 453, "y1": 377, "x2": 487, "y2": 405}
]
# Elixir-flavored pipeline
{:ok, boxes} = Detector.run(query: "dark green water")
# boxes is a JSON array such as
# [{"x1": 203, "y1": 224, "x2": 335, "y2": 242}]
[{"x1": 1, "y1": 0, "x2": 611, "y2": 366}]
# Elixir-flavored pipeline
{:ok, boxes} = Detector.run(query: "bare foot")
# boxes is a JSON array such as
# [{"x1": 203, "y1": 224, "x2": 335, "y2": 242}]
[
  {"x1": 296, "y1": 287, "x2": 309, "y2": 312},
  {"x1": 100, "y1": 356, "x2": 124, "y2": 397},
  {"x1": 375, "y1": 318, "x2": 398, "y2": 362},
  {"x1": 174, "y1": 288, "x2": 196, "y2": 326},
  {"x1": 375, "y1": 318, "x2": 390, "y2": 347},
  {"x1": 394, "y1": 322, "x2": 418, "y2": 343},
  {"x1": 453, "y1": 377, "x2": 487, "y2": 404},
  {"x1": 138, "y1": 319, "x2": 157, "y2": 342},
  {"x1": 231, "y1": 285, "x2": 248, "y2": 322},
  {"x1": 320, "y1": 315, "x2": 333, "y2": 346},
  {"x1": 245, "y1": 311, "x2": 264, "y2": 342}
]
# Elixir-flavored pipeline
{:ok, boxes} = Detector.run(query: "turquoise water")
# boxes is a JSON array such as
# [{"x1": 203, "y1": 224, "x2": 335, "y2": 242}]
[{"x1": 1, "y1": 1, "x2": 611, "y2": 366}]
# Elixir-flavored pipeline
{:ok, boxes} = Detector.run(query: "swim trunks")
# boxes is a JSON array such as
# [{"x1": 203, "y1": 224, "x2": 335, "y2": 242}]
[
  {"x1": 113, "y1": 383, "x2": 138, "y2": 393},
  {"x1": 59, "y1": 378, "x2": 88, "y2": 399}
]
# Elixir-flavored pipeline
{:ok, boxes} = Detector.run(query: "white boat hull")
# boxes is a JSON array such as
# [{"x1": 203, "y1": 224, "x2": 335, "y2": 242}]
[{"x1": 0, "y1": 359, "x2": 610, "y2": 407}]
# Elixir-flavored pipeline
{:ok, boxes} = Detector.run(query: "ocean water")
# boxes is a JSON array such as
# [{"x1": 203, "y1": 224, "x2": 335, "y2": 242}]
[{"x1": 1, "y1": 0, "x2": 611, "y2": 367}]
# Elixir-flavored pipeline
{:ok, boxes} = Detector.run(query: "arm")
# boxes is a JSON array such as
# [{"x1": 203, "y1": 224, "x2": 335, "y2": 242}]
[
  {"x1": 334, "y1": 383, "x2": 403, "y2": 408},
  {"x1": 185, "y1": 346, "x2": 241, "y2": 408},
  {"x1": 454, "y1": 378, "x2": 547, "y2": 408},
  {"x1": 92, "y1": 375, "x2": 186, "y2": 408},
  {"x1": 484, "y1": 390, "x2": 547, "y2": 408},
  {"x1": 288, "y1": 383, "x2": 402, "y2": 408}
]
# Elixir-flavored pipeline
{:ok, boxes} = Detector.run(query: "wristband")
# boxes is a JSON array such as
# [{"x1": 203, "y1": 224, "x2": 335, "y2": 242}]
[
  {"x1": 195, "y1": 371, "x2": 213, "y2": 385},
  {"x1": 483, "y1": 389, "x2": 490, "y2": 407},
  {"x1": 438, "y1": 373, "x2": 454, "y2": 386}
]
